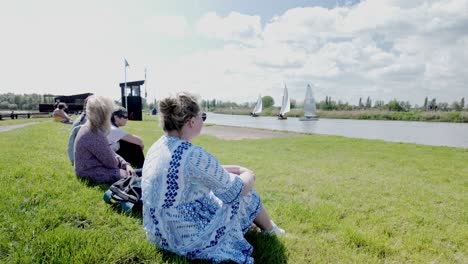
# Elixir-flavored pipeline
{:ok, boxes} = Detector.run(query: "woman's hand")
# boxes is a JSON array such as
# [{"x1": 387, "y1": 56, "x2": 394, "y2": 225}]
[
  {"x1": 239, "y1": 168, "x2": 255, "y2": 195},
  {"x1": 223, "y1": 165, "x2": 240, "y2": 175},
  {"x1": 119, "y1": 169, "x2": 128, "y2": 177},
  {"x1": 126, "y1": 164, "x2": 137, "y2": 176},
  {"x1": 238, "y1": 166, "x2": 252, "y2": 174}
]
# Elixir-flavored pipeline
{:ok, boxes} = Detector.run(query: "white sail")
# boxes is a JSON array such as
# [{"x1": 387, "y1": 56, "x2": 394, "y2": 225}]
[
  {"x1": 252, "y1": 94, "x2": 263, "y2": 114},
  {"x1": 303, "y1": 84, "x2": 317, "y2": 117},
  {"x1": 279, "y1": 85, "x2": 290, "y2": 115}
]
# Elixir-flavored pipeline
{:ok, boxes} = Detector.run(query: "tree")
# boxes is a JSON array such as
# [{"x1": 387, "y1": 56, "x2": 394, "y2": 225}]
[
  {"x1": 400, "y1": 101, "x2": 411, "y2": 111},
  {"x1": 374, "y1": 100, "x2": 385, "y2": 108},
  {"x1": 365, "y1": 97, "x2": 372, "y2": 109},
  {"x1": 461, "y1": 98, "x2": 465, "y2": 109},
  {"x1": 451, "y1": 101, "x2": 461, "y2": 111},
  {"x1": 290, "y1": 99, "x2": 297, "y2": 109},
  {"x1": 423, "y1": 97, "x2": 428, "y2": 110},
  {"x1": 428, "y1": 98, "x2": 437, "y2": 111},
  {"x1": 386, "y1": 99, "x2": 404, "y2": 111},
  {"x1": 437, "y1": 102, "x2": 449, "y2": 111},
  {"x1": 358, "y1": 97, "x2": 363, "y2": 108},
  {"x1": 8, "y1": 103, "x2": 18, "y2": 110},
  {"x1": 262, "y1": 96, "x2": 274, "y2": 108}
]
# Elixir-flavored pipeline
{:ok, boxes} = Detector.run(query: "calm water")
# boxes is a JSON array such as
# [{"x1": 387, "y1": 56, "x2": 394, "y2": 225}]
[{"x1": 205, "y1": 113, "x2": 468, "y2": 148}]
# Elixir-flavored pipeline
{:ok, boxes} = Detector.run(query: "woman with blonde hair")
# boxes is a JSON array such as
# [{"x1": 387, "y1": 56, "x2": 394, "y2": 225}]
[
  {"x1": 142, "y1": 93, "x2": 284, "y2": 264},
  {"x1": 74, "y1": 95, "x2": 136, "y2": 184}
]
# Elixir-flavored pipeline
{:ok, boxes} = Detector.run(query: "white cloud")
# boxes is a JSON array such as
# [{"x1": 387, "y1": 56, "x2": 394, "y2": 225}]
[
  {"x1": 196, "y1": 12, "x2": 261, "y2": 45},
  {"x1": 144, "y1": 16, "x2": 188, "y2": 38},
  {"x1": 1, "y1": 0, "x2": 467, "y2": 106},
  {"x1": 169, "y1": 0, "x2": 468, "y2": 104},
  {"x1": 264, "y1": 7, "x2": 344, "y2": 44}
]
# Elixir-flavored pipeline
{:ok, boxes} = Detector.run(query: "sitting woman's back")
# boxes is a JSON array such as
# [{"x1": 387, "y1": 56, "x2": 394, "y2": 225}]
[
  {"x1": 74, "y1": 124, "x2": 124, "y2": 184},
  {"x1": 73, "y1": 96, "x2": 135, "y2": 184},
  {"x1": 142, "y1": 93, "x2": 283, "y2": 264}
]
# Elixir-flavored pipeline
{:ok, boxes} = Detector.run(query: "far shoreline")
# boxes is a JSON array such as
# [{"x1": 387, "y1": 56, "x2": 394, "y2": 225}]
[{"x1": 211, "y1": 109, "x2": 468, "y2": 123}]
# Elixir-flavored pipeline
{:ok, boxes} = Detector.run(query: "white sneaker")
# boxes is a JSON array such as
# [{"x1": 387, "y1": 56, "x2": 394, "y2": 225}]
[{"x1": 263, "y1": 221, "x2": 285, "y2": 236}]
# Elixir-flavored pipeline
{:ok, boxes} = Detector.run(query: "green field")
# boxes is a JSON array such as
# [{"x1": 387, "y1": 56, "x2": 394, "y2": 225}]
[{"x1": 0, "y1": 119, "x2": 467, "y2": 263}]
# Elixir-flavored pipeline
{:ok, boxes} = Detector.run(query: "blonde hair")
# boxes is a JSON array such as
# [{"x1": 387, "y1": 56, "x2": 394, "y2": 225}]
[
  {"x1": 159, "y1": 92, "x2": 200, "y2": 132},
  {"x1": 85, "y1": 95, "x2": 115, "y2": 134}
]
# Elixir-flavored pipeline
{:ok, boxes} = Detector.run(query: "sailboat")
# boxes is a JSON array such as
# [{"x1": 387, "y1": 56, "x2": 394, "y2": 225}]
[
  {"x1": 250, "y1": 94, "x2": 263, "y2": 117},
  {"x1": 278, "y1": 85, "x2": 290, "y2": 120},
  {"x1": 300, "y1": 84, "x2": 318, "y2": 121}
]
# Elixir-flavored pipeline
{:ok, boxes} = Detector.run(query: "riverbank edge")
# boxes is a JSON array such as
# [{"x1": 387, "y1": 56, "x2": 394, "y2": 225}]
[{"x1": 212, "y1": 109, "x2": 468, "y2": 123}]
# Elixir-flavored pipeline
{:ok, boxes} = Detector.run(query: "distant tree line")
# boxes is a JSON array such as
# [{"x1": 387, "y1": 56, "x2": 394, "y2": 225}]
[
  {"x1": 318, "y1": 96, "x2": 467, "y2": 112},
  {"x1": 0, "y1": 92, "x2": 153, "y2": 112},
  {"x1": 318, "y1": 96, "x2": 414, "y2": 111},
  {"x1": 202, "y1": 95, "x2": 465, "y2": 112},
  {"x1": 1, "y1": 93, "x2": 465, "y2": 113},
  {"x1": 0, "y1": 93, "x2": 46, "y2": 110}
]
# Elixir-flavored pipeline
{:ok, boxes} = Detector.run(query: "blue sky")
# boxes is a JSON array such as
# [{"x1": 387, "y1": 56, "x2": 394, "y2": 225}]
[{"x1": 0, "y1": 0, "x2": 467, "y2": 106}]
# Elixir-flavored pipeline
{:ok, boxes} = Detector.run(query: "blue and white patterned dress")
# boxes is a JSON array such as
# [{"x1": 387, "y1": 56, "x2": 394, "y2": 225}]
[{"x1": 142, "y1": 136, "x2": 262, "y2": 263}]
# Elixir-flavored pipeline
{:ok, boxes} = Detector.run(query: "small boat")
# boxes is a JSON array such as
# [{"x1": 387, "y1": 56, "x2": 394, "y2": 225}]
[
  {"x1": 299, "y1": 84, "x2": 318, "y2": 121},
  {"x1": 278, "y1": 85, "x2": 290, "y2": 120},
  {"x1": 250, "y1": 94, "x2": 262, "y2": 117}
]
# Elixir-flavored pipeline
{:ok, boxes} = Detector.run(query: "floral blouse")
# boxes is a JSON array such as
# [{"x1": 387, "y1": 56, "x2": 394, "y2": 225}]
[{"x1": 142, "y1": 136, "x2": 262, "y2": 263}]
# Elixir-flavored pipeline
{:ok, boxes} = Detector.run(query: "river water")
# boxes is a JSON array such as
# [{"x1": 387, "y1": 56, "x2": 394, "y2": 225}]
[{"x1": 205, "y1": 113, "x2": 468, "y2": 148}]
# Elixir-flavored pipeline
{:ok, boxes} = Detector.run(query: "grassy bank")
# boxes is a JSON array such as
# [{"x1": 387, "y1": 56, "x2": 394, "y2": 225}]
[
  {"x1": 213, "y1": 108, "x2": 468, "y2": 122},
  {"x1": 317, "y1": 110, "x2": 468, "y2": 122},
  {"x1": 1, "y1": 119, "x2": 467, "y2": 263}
]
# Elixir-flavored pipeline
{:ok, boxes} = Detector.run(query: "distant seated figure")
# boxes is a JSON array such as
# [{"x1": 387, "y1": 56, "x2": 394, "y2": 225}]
[
  {"x1": 107, "y1": 107, "x2": 145, "y2": 168},
  {"x1": 74, "y1": 96, "x2": 137, "y2": 184},
  {"x1": 68, "y1": 96, "x2": 91, "y2": 165},
  {"x1": 72, "y1": 96, "x2": 92, "y2": 128},
  {"x1": 151, "y1": 107, "x2": 158, "y2": 115},
  {"x1": 53, "y1": 103, "x2": 72, "y2": 124}
]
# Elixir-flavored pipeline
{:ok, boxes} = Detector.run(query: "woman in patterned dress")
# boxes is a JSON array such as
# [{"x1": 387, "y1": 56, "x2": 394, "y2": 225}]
[{"x1": 142, "y1": 93, "x2": 284, "y2": 263}]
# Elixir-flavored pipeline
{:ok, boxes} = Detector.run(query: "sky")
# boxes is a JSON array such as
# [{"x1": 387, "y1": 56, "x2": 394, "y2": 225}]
[{"x1": 1, "y1": 0, "x2": 467, "y2": 107}]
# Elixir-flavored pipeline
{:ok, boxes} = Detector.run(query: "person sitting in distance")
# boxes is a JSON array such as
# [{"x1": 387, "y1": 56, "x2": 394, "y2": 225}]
[
  {"x1": 74, "y1": 96, "x2": 137, "y2": 184},
  {"x1": 142, "y1": 92, "x2": 284, "y2": 264},
  {"x1": 68, "y1": 96, "x2": 91, "y2": 165},
  {"x1": 53, "y1": 102, "x2": 73, "y2": 124},
  {"x1": 72, "y1": 95, "x2": 92, "y2": 128},
  {"x1": 107, "y1": 107, "x2": 145, "y2": 168}
]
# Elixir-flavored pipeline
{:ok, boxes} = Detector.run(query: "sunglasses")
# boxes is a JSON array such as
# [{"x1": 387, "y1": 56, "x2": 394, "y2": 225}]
[
  {"x1": 118, "y1": 115, "x2": 128, "y2": 119},
  {"x1": 202, "y1": 112, "x2": 207, "y2": 122}
]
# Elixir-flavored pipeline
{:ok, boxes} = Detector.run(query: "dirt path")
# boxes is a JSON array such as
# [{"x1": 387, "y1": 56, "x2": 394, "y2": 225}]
[
  {"x1": 0, "y1": 122, "x2": 302, "y2": 140},
  {"x1": 0, "y1": 122, "x2": 39, "y2": 133},
  {"x1": 201, "y1": 125, "x2": 302, "y2": 140}
]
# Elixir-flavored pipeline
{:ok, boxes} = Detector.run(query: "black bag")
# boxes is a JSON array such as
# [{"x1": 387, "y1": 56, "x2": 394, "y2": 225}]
[{"x1": 104, "y1": 176, "x2": 142, "y2": 213}]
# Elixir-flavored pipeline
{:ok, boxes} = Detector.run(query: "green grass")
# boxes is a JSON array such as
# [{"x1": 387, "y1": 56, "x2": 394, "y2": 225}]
[
  {"x1": 0, "y1": 118, "x2": 50, "y2": 126},
  {"x1": 0, "y1": 119, "x2": 467, "y2": 263},
  {"x1": 317, "y1": 110, "x2": 468, "y2": 122}
]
